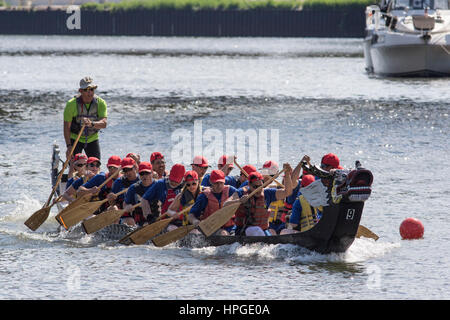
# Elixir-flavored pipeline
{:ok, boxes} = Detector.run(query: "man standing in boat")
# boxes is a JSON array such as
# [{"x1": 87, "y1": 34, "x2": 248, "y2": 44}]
[{"x1": 64, "y1": 76, "x2": 108, "y2": 160}]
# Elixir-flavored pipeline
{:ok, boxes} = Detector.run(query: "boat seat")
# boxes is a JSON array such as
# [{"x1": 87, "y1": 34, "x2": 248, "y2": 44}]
[{"x1": 412, "y1": 15, "x2": 435, "y2": 31}]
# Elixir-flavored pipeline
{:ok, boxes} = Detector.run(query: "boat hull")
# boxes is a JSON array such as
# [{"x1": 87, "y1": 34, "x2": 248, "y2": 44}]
[
  {"x1": 370, "y1": 42, "x2": 450, "y2": 76},
  {"x1": 195, "y1": 200, "x2": 364, "y2": 254}
]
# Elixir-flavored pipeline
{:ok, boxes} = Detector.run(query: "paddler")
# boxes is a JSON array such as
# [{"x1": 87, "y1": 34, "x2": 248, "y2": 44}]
[
  {"x1": 65, "y1": 153, "x2": 88, "y2": 190},
  {"x1": 76, "y1": 155, "x2": 122, "y2": 213},
  {"x1": 280, "y1": 174, "x2": 322, "y2": 234},
  {"x1": 188, "y1": 169, "x2": 239, "y2": 235},
  {"x1": 107, "y1": 157, "x2": 139, "y2": 209},
  {"x1": 165, "y1": 170, "x2": 201, "y2": 231},
  {"x1": 150, "y1": 152, "x2": 169, "y2": 179},
  {"x1": 140, "y1": 163, "x2": 185, "y2": 224},
  {"x1": 190, "y1": 155, "x2": 210, "y2": 185},
  {"x1": 62, "y1": 156, "x2": 101, "y2": 203},
  {"x1": 121, "y1": 161, "x2": 155, "y2": 226},
  {"x1": 63, "y1": 76, "x2": 107, "y2": 160}
]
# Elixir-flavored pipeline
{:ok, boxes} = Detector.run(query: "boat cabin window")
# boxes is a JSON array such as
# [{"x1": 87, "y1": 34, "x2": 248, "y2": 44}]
[{"x1": 392, "y1": 0, "x2": 449, "y2": 9}]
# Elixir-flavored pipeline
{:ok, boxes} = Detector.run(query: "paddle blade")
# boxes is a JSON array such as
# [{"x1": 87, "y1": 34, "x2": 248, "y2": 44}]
[
  {"x1": 119, "y1": 218, "x2": 173, "y2": 245},
  {"x1": 24, "y1": 206, "x2": 51, "y2": 231},
  {"x1": 356, "y1": 225, "x2": 379, "y2": 241},
  {"x1": 55, "y1": 194, "x2": 91, "y2": 228},
  {"x1": 82, "y1": 208, "x2": 125, "y2": 234},
  {"x1": 152, "y1": 225, "x2": 196, "y2": 247},
  {"x1": 198, "y1": 203, "x2": 240, "y2": 238}
]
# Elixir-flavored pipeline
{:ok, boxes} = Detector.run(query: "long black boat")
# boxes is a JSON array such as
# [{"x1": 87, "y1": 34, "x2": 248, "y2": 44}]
[{"x1": 50, "y1": 143, "x2": 373, "y2": 254}]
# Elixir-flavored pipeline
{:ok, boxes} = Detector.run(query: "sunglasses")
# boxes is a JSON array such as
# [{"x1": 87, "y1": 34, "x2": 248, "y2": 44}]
[
  {"x1": 251, "y1": 183, "x2": 263, "y2": 189},
  {"x1": 123, "y1": 168, "x2": 134, "y2": 173},
  {"x1": 320, "y1": 163, "x2": 331, "y2": 169},
  {"x1": 76, "y1": 163, "x2": 86, "y2": 168},
  {"x1": 89, "y1": 163, "x2": 101, "y2": 168},
  {"x1": 139, "y1": 171, "x2": 151, "y2": 176},
  {"x1": 186, "y1": 182, "x2": 198, "y2": 187},
  {"x1": 81, "y1": 88, "x2": 95, "y2": 92}
]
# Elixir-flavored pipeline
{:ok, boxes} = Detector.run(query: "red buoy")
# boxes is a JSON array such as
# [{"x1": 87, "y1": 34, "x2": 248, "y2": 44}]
[{"x1": 400, "y1": 218, "x2": 424, "y2": 240}]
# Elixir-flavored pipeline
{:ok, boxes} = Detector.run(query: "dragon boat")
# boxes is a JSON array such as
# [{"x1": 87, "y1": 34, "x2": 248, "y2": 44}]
[{"x1": 50, "y1": 144, "x2": 374, "y2": 254}]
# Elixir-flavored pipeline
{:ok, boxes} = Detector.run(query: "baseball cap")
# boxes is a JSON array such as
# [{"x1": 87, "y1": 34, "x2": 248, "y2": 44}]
[
  {"x1": 138, "y1": 162, "x2": 153, "y2": 173},
  {"x1": 73, "y1": 153, "x2": 88, "y2": 164},
  {"x1": 184, "y1": 170, "x2": 199, "y2": 182},
  {"x1": 169, "y1": 164, "x2": 186, "y2": 183},
  {"x1": 260, "y1": 160, "x2": 279, "y2": 176},
  {"x1": 87, "y1": 157, "x2": 101, "y2": 165},
  {"x1": 121, "y1": 157, "x2": 135, "y2": 169},
  {"x1": 107, "y1": 155, "x2": 122, "y2": 168},
  {"x1": 242, "y1": 164, "x2": 257, "y2": 176},
  {"x1": 321, "y1": 153, "x2": 340, "y2": 169},
  {"x1": 210, "y1": 170, "x2": 226, "y2": 183},
  {"x1": 79, "y1": 76, "x2": 97, "y2": 90},
  {"x1": 248, "y1": 171, "x2": 264, "y2": 183},
  {"x1": 191, "y1": 155, "x2": 210, "y2": 168},
  {"x1": 301, "y1": 174, "x2": 316, "y2": 187},
  {"x1": 150, "y1": 152, "x2": 164, "y2": 163},
  {"x1": 218, "y1": 155, "x2": 234, "y2": 168}
]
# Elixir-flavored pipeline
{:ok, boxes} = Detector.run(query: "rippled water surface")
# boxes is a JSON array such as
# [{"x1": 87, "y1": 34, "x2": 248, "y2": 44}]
[{"x1": 0, "y1": 35, "x2": 449, "y2": 300}]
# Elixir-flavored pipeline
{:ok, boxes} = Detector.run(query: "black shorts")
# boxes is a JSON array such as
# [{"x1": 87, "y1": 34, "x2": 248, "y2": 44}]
[{"x1": 71, "y1": 138, "x2": 101, "y2": 159}]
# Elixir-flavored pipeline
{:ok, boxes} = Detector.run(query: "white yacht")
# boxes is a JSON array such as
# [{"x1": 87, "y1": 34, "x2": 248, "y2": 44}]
[{"x1": 364, "y1": 0, "x2": 450, "y2": 76}]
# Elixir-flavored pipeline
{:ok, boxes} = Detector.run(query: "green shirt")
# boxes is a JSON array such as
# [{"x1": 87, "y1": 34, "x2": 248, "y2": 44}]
[{"x1": 64, "y1": 96, "x2": 107, "y2": 143}]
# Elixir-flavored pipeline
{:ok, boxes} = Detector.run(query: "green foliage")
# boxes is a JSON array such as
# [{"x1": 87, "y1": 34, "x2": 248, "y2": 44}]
[{"x1": 80, "y1": 0, "x2": 373, "y2": 11}]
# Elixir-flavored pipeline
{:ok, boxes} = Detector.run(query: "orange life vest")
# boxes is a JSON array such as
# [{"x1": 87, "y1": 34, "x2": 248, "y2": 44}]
[
  {"x1": 200, "y1": 185, "x2": 234, "y2": 228},
  {"x1": 235, "y1": 187, "x2": 270, "y2": 230}
]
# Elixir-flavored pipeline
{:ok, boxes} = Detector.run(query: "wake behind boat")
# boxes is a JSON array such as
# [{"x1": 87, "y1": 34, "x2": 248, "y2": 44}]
[{"x1": 364, "y1": 0, "x2": 450, "y2": 76}]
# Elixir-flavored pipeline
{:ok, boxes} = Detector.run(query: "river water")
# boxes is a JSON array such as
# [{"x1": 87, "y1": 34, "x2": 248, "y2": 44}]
[{"x1": 0, "y1": 35, "x2": 449, "y2": 301}]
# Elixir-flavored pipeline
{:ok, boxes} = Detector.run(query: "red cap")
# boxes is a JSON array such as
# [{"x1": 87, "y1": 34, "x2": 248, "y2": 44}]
[
  {"x1": 150, "y1": 152, "x2": 164, "y2": 163},
  {"x1": 218, "y1": 155, "x2": 234, "y2": 167},
  {"x1": 321, "y1": 153, "x2": 340, "y2": 169},
  {"x1": 126, "y1": 152, "x2": 138, "y2": 159},
  {"x1": 73, "y1": 153, "x2": 88, "y2": 164},
  {"x1": 248, "y1": 171, "x2": 264, "y2": 183},
  {"x1": 301, "y1": 174, "x2": 316, "y2": 187},
  {"x1": 169, "y1": 164, "x2": 186, "y2": 183},
  {"x1": 260, "y1": 160, "x2": 279, "y2": 175},
  {"x1": 121, "y1": 157, "x2": 135, "y2": 169},
  {"x1": 138, "y1": 161, "x2": 153, "y2": 173},
  {"x1": 191, "y1": 155, "x2": 210, "y2": 168},
  {"x1": 87, "y1": 157, "x2": 101, "y2": 164},
  {"x1": 210, "y1": 170, "x2": 225, "y2": 183},
  {"x1": 107, "y1": 155, "x2": 122, "y2": 168},
  {"x1": 242, "y1": 164, "x2": 257, "y2": 176},
  {"x1": 184, "y1": 170, "x2": 199, "y2": 182}
]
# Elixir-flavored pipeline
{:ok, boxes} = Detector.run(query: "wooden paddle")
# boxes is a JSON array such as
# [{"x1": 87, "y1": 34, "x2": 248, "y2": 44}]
[
  {"x1": 356, "y1": 225, "x2": 379, "y2": 241},
  {"x1": 234, "y1": 158, "x2": 284, "y2": 188},
  {"x1": 24, "y1": 124, "x2": 86, "y2": 231},
  {"x1": 82, "y1": 200, "x2": 140, "y2": 235},
  {"x1": 58, "y1": 187, "x2": 128, "y2": 230},
  {"x1": 119, "y1": 205, "x2": 194, "y2": 245},
  {"x1": 198, "y1": 168, "x2": 286, "y2": 238},
  {"x1": 152, "y1": 225, "x2": 196, "y2": 247},
  {"x1": 55, "y1": 169, "x2": 120, "y2": 229}
]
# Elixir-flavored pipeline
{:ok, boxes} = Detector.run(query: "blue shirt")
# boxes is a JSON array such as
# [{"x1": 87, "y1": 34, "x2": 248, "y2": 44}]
[
  {"x1": 190, "y1": 186, "x2": 238, "y2": 219},
  {"x1": 71, "y1": 176, "x2": 86, "y2": 191},
  {"x1": 125, "y1": 182, "x2": 154, "y2": 205},
  {"x1": 111, "y1": 176, "x2": 140, "y2": 201},
  {"x1": 142, "y1": 178, "x2": 182, "y2": 204}
]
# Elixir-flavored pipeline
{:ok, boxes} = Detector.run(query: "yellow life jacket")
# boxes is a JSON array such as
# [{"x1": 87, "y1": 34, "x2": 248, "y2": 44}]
[
  {"x1": 268, "y1": 199, "x2": 288, "y2": 223},
  {"x1": 298, "y1": 195, "x2": 320, "y2": 232}
]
